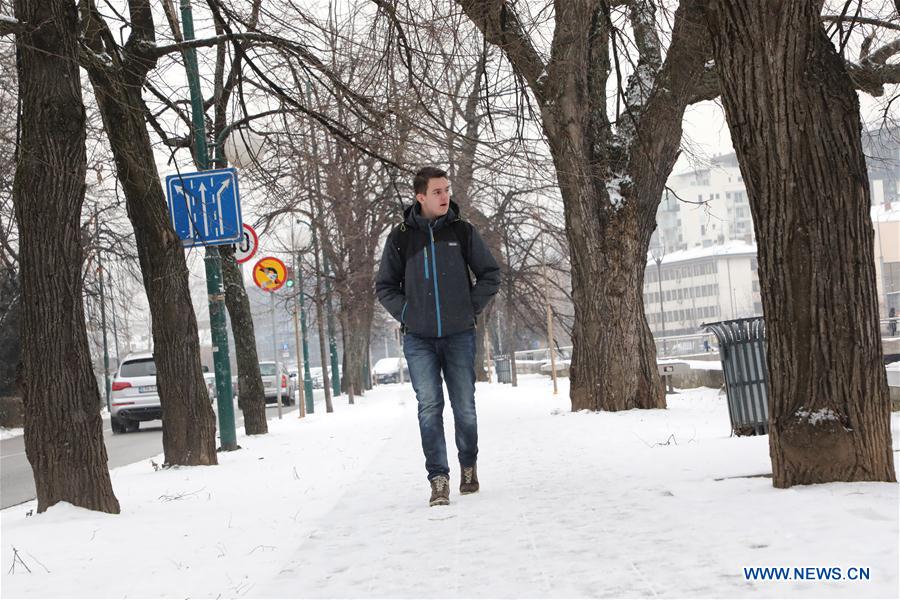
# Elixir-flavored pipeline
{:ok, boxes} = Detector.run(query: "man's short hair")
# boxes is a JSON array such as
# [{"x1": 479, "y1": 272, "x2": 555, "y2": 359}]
[{"x1": 413, "y1": 166, "x2": 448, "y2": 195}]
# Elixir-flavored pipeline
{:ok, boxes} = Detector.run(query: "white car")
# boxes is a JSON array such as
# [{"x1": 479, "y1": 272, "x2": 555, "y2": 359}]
[
  {"x1": 259, "y1": 361, "x2": 295, "y2": 406},
  {"x1": 109, "y1": 353, "x2": 160, "y2": 434},
  {"x1": 372, "y1": 357, "x2": 408, "y2": 384},
  {"x1": 110, "y1": 354, "x2": 216, "y2": 434}
]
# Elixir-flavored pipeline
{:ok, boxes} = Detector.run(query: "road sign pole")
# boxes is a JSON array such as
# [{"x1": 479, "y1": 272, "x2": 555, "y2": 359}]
[
  {"x1": 271, "y1": 292, "x2": 283, "y2": 419},
  {"x1": 181, "y1": 0, "x2": 237, "y2": 451}
]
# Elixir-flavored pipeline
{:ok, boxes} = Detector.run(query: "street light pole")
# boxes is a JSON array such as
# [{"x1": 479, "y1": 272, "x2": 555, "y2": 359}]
[
  {"x1": 291, "y1": 219, "x2": 316, "y2": 414},
  {"x1": 180, "y1": 0, "x2": 237, "y2": 450}
]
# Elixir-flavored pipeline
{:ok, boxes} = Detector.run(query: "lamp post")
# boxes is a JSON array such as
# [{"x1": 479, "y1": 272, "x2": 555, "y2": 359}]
[{"x1": 292, "y1": 217, "x2": 316, "y2": 414}]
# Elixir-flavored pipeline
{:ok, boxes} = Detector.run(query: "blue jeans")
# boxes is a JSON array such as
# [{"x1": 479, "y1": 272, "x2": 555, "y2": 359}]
[{"x1": 403, "y1": 328, "x2": 478, "y2": 481}]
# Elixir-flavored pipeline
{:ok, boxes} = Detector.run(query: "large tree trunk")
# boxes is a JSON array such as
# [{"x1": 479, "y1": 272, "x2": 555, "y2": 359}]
[
  {"x1": 458, "y1": 0, "x2": 710, "y2": 412},
  {"x1": 0, "y1": 264, "x2": 21, "y2": 397},
  {"x1": 14, "y1": 0, "x2": 119, "y2": 513},
  {"x1": 542, "y1": 148, "x2": 661, "y2": 411},
  {"x1": 80, "y1": 2, "x2": 217, "y2": 466},
  {"x1": 220, "y1": 246, "x2": 267, "y2": 435},
  {"x1": 705, "y1": 0, "x2": 896, "y2": 486}
]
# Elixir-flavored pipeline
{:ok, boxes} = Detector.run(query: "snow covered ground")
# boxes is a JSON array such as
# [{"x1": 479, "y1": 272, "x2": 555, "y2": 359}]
[
  {"x1": 0, "y1": 427, "x2": 23, "y2": 441},
  {"x1": 2, "y1": 375, "x2": 898, "y2": 598}
]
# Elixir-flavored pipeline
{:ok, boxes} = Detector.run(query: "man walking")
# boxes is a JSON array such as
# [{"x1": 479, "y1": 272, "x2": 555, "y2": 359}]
[{"x1": 376, "y1": 166, "x2": 501, "y2": 506}]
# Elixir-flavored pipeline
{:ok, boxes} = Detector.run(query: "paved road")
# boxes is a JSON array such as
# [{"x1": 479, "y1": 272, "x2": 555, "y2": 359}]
[{"x1": 1, "y1": 400, "x2": 301, "y2": 510}]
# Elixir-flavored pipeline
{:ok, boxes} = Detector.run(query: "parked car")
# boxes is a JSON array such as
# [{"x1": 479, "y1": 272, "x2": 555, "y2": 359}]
[
  {"x1": 372, "y1": 357, "x2": 409, "y2": 384},
  {"x1": 110, "y1": 354, "x2": 216, "y2": 434},
  {"x1": 308, "y1": 366, "x2": 343, "y2": 389},
  {"x1": 259, "y1": 361, "x2": 295, "y2": 406},
  {"x1": 110, "y1": 353, "x2": 160, "y2": 434}
]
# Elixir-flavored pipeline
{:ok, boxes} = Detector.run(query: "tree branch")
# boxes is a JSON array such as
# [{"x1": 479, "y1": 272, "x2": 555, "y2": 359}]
[
  {"x1": 455, "y1": 0, "x2": 548, "y2": 100},
  {"x1": 0, "y1": 16, "x2": 26, "y2": 36}
]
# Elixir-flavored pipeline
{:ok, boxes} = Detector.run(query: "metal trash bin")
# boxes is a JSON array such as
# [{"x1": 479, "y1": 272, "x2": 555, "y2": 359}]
[
  {"x1": 494, "y1": 356, "x2": 512, "y2": 384},
  {"x1": 703, "y1": 317, "x2": 770, "y2": 436}
]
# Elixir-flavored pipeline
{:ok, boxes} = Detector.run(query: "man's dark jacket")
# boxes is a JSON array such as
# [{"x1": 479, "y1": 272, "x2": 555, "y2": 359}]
[{"x1": 375, "y1": 201, "x2": 500, "y2": 338}]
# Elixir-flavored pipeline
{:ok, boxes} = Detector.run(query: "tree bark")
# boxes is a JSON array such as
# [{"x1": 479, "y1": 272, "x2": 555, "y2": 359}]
[
  {"x1": 14, "y1": 0, "x2": 119, "y2": 513},
  {"x1": 310, "y1": 231, "x2": 335, "y2": 412},
  {"x1": 0, "y1": 264, "x2": 21, "y2": 397},
  {"x1": 220, "y1": 246, "x2": 268, "y2": 435},
  {"x1": 457, "y1": 0, "x2": 710, "y2": 411},
  {"x1": 704, "y1": 0, "x2": 896, "y2": 486},
  {"x1": 80, "y1": 1, "x2": 217, "y2": 466}
]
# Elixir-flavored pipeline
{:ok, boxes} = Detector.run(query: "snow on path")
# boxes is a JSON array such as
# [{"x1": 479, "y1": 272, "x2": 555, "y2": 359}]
[{"x1": 2, "y1": 376, "x2": 898, "y2": 598}]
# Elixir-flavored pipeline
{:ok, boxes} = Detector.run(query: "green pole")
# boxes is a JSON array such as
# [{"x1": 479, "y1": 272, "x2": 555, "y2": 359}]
[
  {"x1": 181, "y1": 0, "x2": 237, "y2": 451},
  {"x1": 297, "y1": 264, "x2": 315, "y2": 414}
]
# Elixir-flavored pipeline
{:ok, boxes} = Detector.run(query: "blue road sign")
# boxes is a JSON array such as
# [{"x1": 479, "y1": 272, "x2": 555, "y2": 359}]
[{"x1": 165, "y1": 168, "x2": 243, "y2": 247}]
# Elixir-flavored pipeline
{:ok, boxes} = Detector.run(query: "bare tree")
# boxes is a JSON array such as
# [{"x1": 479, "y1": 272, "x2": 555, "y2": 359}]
[
  {"x1": 78, "y1": 0, "x2": 218, "y2": 465},
  {"x1": 703, "y1": 0, "x2": 896, "y2": 486},
  {"x1": 9, "y1": 0, "x2": 119, "y2": 513},
  {"x1": 448, "y1": 0, "x2": 715, "y2": 411}
]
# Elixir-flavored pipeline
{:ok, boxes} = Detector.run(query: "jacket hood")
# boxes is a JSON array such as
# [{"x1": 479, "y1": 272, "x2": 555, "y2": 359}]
[{"x1": 403, "y1": 199, "x2": 461, "y2": 230}]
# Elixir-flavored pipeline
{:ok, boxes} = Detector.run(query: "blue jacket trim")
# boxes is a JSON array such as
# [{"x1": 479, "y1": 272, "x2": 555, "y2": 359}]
[{"x1": 429, "y1": 226, "x2": 442, "y2": 337}]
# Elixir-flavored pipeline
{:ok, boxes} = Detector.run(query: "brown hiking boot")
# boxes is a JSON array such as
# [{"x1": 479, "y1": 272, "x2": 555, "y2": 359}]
[
  {"x1": 429, "y1": 475, "x2": 450, "y2": 506},
  {"x1": 460, "y1": 464, "x2": 479, "y2": 494}
]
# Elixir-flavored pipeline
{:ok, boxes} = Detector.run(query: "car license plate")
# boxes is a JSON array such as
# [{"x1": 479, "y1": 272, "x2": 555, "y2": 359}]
[{"x1": 139, "y1": 385, "x2": 157, "y2": 393}]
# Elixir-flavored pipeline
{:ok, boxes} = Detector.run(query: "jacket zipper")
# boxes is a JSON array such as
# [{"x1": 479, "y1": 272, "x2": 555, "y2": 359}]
[{"x1": 429, "y1": 226, "x2": 442, "y2": 337}]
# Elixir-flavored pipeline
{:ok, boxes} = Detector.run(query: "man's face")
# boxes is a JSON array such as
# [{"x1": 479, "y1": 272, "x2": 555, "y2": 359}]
[{"x1": 416, "y1": 177, "x2": 450, "y2": 219}]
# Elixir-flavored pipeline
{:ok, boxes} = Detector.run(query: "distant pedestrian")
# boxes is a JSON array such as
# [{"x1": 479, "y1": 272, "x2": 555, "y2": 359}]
[
  {"x1": 375, "y1": 166, "x2": 501, "y2": 507},
  {"x1": 890, "y1": 307, "x2": 897, "y2": 337}
]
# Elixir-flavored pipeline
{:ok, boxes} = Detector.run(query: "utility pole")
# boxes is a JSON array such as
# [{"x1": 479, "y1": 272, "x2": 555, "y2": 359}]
[{"x1": 180, "y1": 0, "x2": 237, "y2": 450}]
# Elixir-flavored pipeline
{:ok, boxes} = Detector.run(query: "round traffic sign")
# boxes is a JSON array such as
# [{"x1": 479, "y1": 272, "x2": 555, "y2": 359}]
[
  {"x1": 234, "y1": 224, "x2": 259, "y2": 264},
  {"x1": 252, "y1": 257, "x2": 287, "y2": 292}
]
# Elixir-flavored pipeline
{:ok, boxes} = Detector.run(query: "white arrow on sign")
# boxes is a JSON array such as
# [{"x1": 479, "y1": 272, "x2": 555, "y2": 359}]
[{"x1": 198, "y1": 182, "x2": 210, "y2": 239}]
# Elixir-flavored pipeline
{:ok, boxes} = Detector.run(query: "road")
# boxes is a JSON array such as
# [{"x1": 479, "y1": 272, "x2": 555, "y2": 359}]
[{"x1": 1, "y1": 400, "x2": 302, "y2": 510}]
